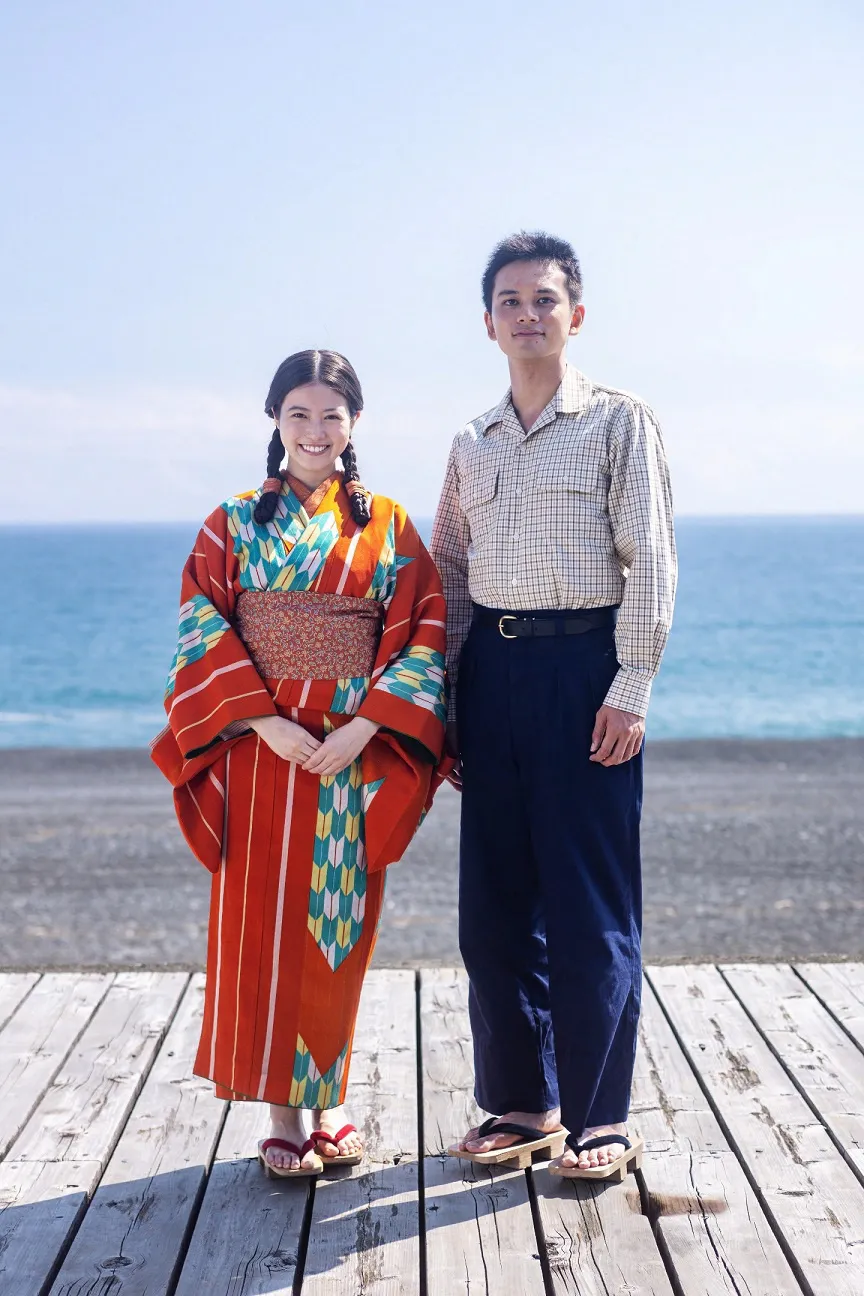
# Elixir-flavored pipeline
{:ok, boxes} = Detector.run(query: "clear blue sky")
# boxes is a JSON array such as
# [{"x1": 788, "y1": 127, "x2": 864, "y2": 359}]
[{"x1": 1, "y1": 0, "x2": 861, "y2": 521}]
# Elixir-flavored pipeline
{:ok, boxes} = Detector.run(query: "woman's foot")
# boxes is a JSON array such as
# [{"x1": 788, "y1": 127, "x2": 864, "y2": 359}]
[
  {"x1": 456, "y1": 1109, "x2": 563, "y2": 1154},
  {"x1": 312, "y1": 1105, "x2": 363, "y2": 1159},
  {"x1": 556, "y1": 1122, "x2": 628, "y2": 1171},
  {"x1": 264, "y1": 1104, "x2": 318, "y2": 1172}
]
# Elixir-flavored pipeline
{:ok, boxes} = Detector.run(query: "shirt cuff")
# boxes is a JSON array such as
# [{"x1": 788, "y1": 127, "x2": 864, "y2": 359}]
[{"x1": 603, "y1": 667, "x2": 654, "y2": 718}]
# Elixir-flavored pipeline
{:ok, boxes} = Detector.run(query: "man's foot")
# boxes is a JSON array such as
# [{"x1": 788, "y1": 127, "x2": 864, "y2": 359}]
[
  {"x1": 313, "y1": 1105, "x2": 363, "y2": 1159},
  {"x1": 456, "y1": 1109, "x2": 563, "y2": 1154},
  {"x1": 557, "y1": 1122, "x2": 628, "y2": 1170},
  {"x1": 264, "y1": 1104, "x2": 318, "y2": 1172}
]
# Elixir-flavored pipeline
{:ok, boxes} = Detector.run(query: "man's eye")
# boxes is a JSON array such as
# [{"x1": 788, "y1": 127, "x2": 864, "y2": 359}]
[{"x1": 537, "y1": 297, "x2": 554, "y2": 304}]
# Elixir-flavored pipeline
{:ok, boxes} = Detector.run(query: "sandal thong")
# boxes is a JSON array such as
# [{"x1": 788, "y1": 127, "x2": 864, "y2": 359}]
[
  {"x1": 449, "y1": 1117, "x2": 567, "y2": 1168},
  {"x1": 310, "y1": 1123, "x2": 364, "y2": 1167},
  {"x1": 257, "y1": 1137, "x2": 323, "y2": 1178},
  {"x1": 549, "y1": 1132, "x2": 644, "y2": 1181}
]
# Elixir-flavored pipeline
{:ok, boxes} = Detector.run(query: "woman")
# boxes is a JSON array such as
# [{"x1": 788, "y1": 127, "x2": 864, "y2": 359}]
[{"x1": 152, "y1": 350, "x2": 448, "y2": 1177}]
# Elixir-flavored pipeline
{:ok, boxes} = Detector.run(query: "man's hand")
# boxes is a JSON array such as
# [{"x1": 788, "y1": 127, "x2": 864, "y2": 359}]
[
  {"x1": 248, "y1": 715, "x2": 322, "y2": 764},
  {"x1": 302, "y1": 717, "x2": 380, "y2": 778},
  {"x1": 590, "y1": 705, "x2": 645, "y2": 767}
]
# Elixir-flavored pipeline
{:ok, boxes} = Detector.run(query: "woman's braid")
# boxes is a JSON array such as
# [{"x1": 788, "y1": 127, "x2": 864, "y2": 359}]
[
  {"x1": 341, "y1": 439, "x2": 372, "y2": 527},
  {"x1": 252, "y1": 427, "x2": 284, "y2": 524}
]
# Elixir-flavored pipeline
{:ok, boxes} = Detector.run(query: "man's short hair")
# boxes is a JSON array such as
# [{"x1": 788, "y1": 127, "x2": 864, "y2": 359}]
[{"x1": 482, "y1": 231, "x2": 583, "y2": 312}]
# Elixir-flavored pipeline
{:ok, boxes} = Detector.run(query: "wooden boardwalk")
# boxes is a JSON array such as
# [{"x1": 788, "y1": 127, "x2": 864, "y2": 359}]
[{"x1": 2, "y1": 965, "x2": 864, "y2": 1294}]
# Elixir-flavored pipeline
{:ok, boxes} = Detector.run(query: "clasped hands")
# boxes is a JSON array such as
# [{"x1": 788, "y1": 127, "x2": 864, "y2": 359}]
[{"x1": 246, "y1": 714, "x2": 379, "y2": 778}]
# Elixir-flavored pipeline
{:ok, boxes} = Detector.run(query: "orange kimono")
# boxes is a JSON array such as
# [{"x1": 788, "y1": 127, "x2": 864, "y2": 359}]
[{"x1": 151, "y1": 473, "x2": 447, "y2": 1106}]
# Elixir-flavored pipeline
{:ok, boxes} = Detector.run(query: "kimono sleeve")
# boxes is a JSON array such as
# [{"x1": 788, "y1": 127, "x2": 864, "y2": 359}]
[
  {"x1": 151, "y1": 505, "x2": 277, "y2": 788},
  {"x1": 357, "y1": 508, "x2": 448, "y2": 764}
]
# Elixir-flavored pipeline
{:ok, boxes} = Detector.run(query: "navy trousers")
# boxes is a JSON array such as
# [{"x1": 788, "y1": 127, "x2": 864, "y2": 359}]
[{"x1": 457, "y1": 607, "x2": 643, "y2": 1136}]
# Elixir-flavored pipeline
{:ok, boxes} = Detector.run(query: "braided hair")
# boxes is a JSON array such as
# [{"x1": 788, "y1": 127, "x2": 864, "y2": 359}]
[{"x1": 253, "y1": 349, "x2": 371, "y2": 527}]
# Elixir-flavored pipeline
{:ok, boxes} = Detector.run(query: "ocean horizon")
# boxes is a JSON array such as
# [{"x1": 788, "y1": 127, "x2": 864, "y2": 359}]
[{"x1": 3, "y1": 514, "x2": 863, "y2": 747}]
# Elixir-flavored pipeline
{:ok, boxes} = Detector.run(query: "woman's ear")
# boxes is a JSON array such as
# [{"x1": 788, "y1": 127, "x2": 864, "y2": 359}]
[{"x1": 352, "y1": 411, "x2": 363, "y2": 430}]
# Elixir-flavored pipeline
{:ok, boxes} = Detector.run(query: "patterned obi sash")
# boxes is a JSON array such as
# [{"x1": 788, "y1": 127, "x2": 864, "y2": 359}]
[{"x1": 235, "y1": 590, "x2": 383, "y2": 680}]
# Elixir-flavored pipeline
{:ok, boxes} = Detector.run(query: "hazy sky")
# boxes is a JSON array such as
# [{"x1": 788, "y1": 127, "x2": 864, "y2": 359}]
[{"x1": 1, "y1": 0, "x2": 861, "y2": 522}]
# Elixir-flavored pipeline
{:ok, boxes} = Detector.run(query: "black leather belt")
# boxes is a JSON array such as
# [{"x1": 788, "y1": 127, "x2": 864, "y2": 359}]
[{"x1": 471, "y1": 605, "x2": 617, "y2": 640}]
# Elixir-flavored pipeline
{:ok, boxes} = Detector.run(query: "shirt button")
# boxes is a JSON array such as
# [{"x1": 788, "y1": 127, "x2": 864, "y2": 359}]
[
  {"x1": 514, "y1": 488, "x2": 522, "y2": 497},
  {"x1": 511, "y1": 577, "x2": 518, "y2": 586}
]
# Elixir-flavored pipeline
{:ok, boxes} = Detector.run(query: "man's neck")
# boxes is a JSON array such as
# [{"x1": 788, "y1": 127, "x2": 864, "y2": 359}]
[{"x1": 508, "y1": 354, "x2": 568, "y2": 433}]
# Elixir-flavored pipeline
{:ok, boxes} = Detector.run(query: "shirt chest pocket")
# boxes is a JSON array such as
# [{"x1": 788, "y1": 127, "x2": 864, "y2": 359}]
[
  {"x1": 533, "y1": 459, "x2": 612, "y2": 558},
  {"x1": 534, "y1": 458, "x2": 601, "y2": 502},
  {"x1": 460, "y1": 468, "x2": 500, "y2": 551}
]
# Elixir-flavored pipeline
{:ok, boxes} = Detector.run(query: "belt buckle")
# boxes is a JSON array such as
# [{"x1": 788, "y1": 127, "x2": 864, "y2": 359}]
[{"x1": 498, "y1": 615, "x2": 519, "y2": 639}]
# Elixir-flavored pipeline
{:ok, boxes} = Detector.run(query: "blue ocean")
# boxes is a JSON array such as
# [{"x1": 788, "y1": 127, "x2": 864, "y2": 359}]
[{"x1": 2, "y1": 517, "x2": 862, "y2": 747}]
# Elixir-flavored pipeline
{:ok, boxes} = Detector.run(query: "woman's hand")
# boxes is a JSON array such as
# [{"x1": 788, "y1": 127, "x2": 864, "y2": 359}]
[
  {"x1": 303, "y1": 717, "x2": 380, "y2": 778},
  {"x1": 247, "y1": 715, "x2": 322, "y2": 764}
]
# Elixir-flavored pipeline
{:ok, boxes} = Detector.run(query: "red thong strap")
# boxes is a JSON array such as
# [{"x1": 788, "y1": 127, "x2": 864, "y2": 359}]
[
  {"x1": 260, "y1": 1136, "x2": 316, "y2": 1158},
  {"x1": 310, "y1": 1124, "x2": 357, "y2": 1146}
]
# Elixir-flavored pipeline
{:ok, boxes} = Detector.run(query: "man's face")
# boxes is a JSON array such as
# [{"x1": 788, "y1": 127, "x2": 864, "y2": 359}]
[{"x1": 485, "y1": 260, "x2": 584, "y2": 360}]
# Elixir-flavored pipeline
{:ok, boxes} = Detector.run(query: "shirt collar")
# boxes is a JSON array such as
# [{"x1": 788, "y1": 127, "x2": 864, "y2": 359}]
[{"x1": 481, "y1": 364, "x2": 593, "y2": 437}]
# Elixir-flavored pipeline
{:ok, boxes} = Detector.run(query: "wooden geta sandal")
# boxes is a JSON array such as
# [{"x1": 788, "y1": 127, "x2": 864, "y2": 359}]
[
  {"x1": 549, "y1": 1132, "x2": 644, "y2": 1181},
  {"x1": 449, "y1": 1118, "x2": 567, "y2": 1169}
]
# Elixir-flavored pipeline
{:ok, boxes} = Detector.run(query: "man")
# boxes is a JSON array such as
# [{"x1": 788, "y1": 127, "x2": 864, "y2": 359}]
[{"x1": 430, "y1": 231, "x2": 676, "y2": 1176}]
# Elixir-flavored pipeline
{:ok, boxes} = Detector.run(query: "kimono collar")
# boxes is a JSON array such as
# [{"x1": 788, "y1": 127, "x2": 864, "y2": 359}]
[{"x1": 282, "y1": 470, "x2": 341, "y2": 515}]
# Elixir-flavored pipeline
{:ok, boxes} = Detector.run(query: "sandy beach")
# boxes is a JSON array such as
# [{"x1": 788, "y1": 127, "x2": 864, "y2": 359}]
[{"x1": 1, "y1": 739, "x2": 862, "y2": 968}]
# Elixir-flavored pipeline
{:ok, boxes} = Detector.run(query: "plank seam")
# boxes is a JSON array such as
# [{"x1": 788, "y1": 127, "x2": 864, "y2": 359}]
[
  {"x1": 291, "y1": 1170, "x2": 317, "y2": 1295},
  {"x1": 415, "y1": 968, "x2": 428, "y2": 1296},
  {"x1": 718, "y1": 963, "x2": 864, "y2": 1194},
  {"x1": 36, "y1": 1194, "x2": 92, "y2": 1296},
  {"x1": 0, "y1": 973, "x2": 118, "y2": 1165},
  {"x1": 644, "y1": 967, "x2": 815, "y2": 1296},
  {"x1": 115, "y1": 977, "x2": 229, "y2": 1296},
  {"x1": 525, "y1": 1168, "x2": 556, "y2": 1296},
  {"x1": 0, "y1": 973, "x2": 42, "y2": 1035},
  {"x1": 36, "y1": 973, "x2": 193, "y2": 1290},
  {"x1": 122, "y1": 1109, "x2": 229, "y2": 1296},
  {"x1": 632, "y1": 1167, "x2": 688, "y2": 1296},
  {"x1": 791, "y1": 964, "x2": 864, "y2": 1058}
]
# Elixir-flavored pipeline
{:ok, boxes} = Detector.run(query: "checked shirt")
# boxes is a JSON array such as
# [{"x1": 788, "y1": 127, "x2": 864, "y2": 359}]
[{"x1": 430, "y1": 365, "x2": 677, "y2": 722}]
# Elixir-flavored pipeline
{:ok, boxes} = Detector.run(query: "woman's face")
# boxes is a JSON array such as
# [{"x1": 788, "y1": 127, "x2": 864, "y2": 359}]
[{"x1": 275, "y1": 382, "x2": 356, "y2": 485}]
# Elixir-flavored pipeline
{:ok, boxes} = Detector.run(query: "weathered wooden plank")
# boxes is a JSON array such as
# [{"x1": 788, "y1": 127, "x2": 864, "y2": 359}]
[
  {"x1": 0, "y1": 975, "x2": 187, "y2": 1294},
  {"x1": 421, "y1": 967, "x2": 546, "y2": 1294},
  {"x1": 174, "y1": 1077, "x2": 308, "y2": 1295},
  {"x1": 420, "y1": 967, "x2": 482, "y2": 1159},
  {"x1": 795, "y1": 962, "x2": 864, "y2": 1051},
  {"x1": 48, "y1": 974, "x2": 225, "y2": 1296},
  {"x1": 0, "y1": 1160, "x2": 98, "y2": 1296},
  {"x1": 302, "y1": 969, "x2": 421, "y2": 1294},
  {"x1": 634, "y1": 979, "x2": 799, "y2": 1293},
  {"x1": 0, "y1": 972, "x2": 39, "y2": 1032},
  {"x1": 651, "y1": 963, "x2": 864, "y2": 1294},
  {"x1": 533, "y1": 1167, "x2": 675, "y2": 1296},
  {"x1": 0, "y1": 973, "x2": 110, "y2": 1159},
  {"x1": 10, "y1": 972, "x2": 187, "y2": 1166},
  {"x1": 724, "y1": 963, "x2": 864, "y2": 1178}
]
